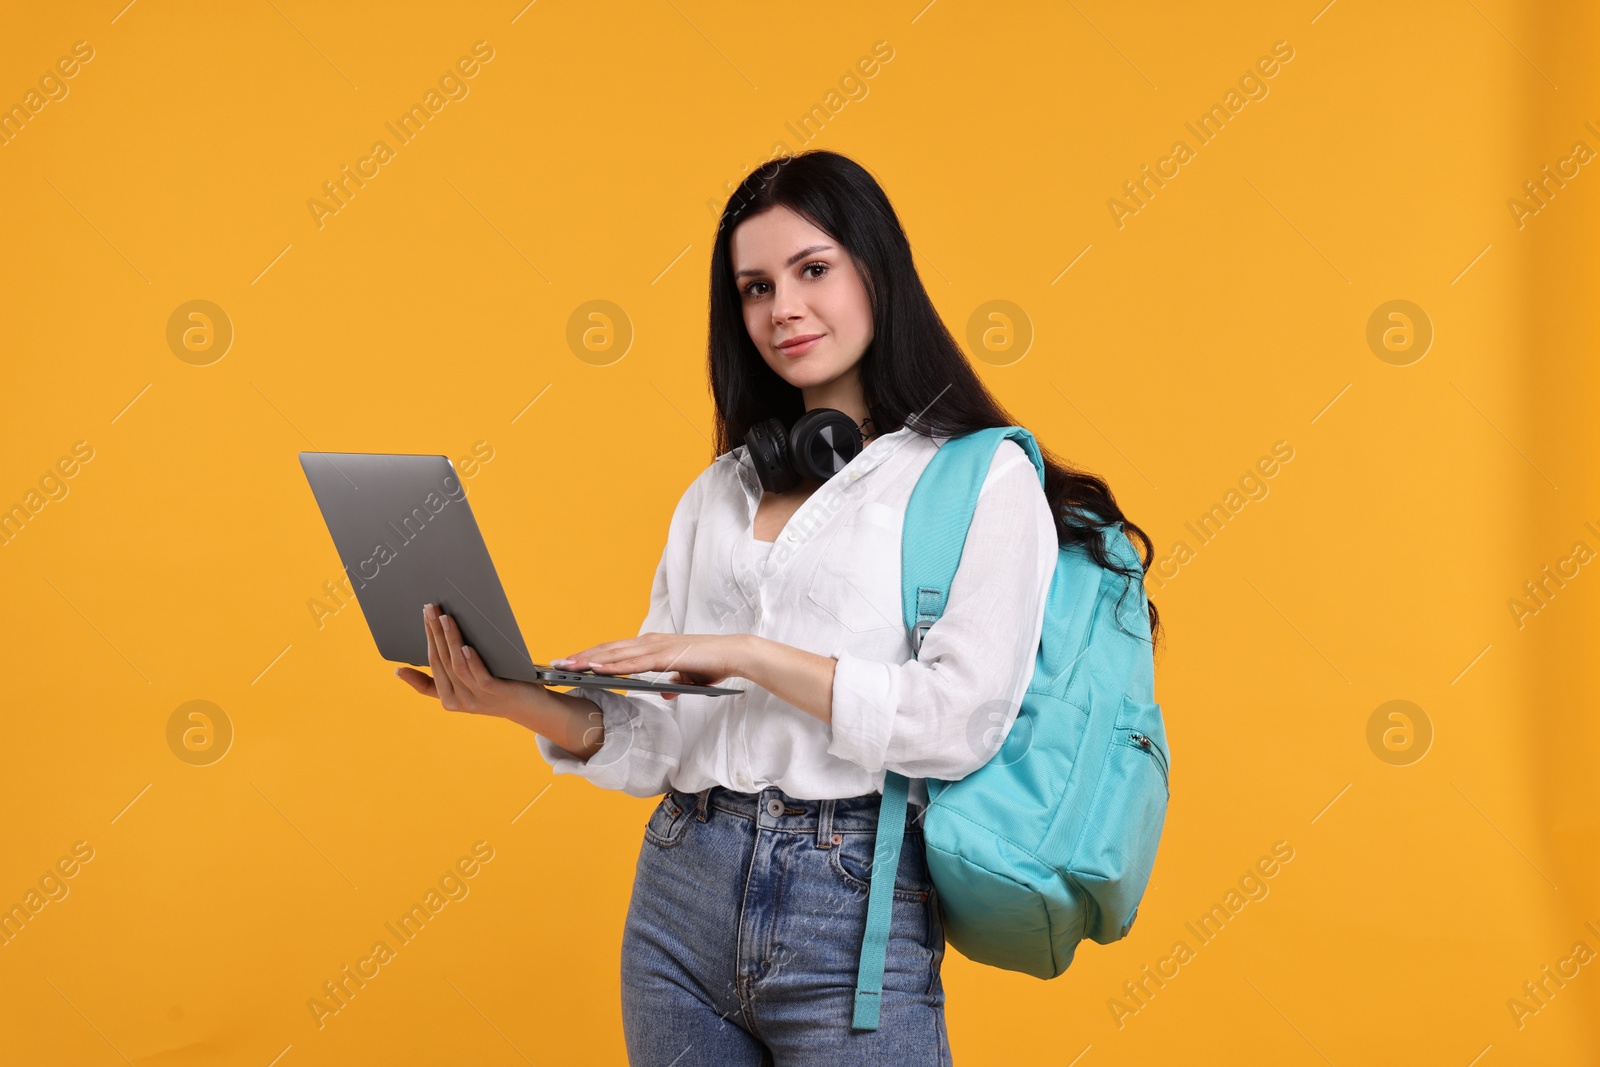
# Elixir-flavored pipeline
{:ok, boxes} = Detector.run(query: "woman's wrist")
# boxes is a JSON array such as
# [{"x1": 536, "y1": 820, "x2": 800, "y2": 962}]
[
  {"x1": 498, "y1": 683, "x2": 605, "y2": 759},
  {"x1": 735, "y1": 632, "x2": 769, "y2": 684},
  {"x1": 739, "y1": 633, "x2": 793, "y2": 699}
]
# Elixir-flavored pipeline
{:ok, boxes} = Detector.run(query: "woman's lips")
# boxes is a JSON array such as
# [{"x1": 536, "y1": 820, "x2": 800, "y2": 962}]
[{"x1": 778, "y1": 335, "x2": 822, "y2": 356}]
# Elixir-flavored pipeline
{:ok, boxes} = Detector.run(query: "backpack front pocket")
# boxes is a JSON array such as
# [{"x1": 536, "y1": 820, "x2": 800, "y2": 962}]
[{"x1": 1068, "y1": 694, "x2": 1170, "y2": 942}]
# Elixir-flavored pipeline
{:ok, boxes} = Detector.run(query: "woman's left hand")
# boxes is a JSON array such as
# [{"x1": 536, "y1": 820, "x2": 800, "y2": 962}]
[{"x1": 552, "y1": 632, "x2": 749, "y2": 700}]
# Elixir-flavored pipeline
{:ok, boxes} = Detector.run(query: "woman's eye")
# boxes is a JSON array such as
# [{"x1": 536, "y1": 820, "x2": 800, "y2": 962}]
[{"x1": 741, "y1": 263, "x2": 826, "y2": 298}]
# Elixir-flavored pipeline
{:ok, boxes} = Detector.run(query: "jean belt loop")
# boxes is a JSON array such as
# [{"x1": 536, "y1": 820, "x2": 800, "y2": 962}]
[
  {"x1": 817, "y1": 798, "x2": 835, "y2": 849},
  {"x1": 694, "y1": 786, "x2": 712, "y2": 822}
]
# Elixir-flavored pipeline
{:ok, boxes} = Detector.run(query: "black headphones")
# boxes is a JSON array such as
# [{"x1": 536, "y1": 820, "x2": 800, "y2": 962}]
[{"x1": 744, "y1": 404, "x2": 895, "y2": 493}]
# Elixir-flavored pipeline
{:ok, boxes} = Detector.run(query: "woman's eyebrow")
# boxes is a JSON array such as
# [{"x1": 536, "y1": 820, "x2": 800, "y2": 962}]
[{"x1": 734, "y1": 244, "x2": 834, "y2": 279}]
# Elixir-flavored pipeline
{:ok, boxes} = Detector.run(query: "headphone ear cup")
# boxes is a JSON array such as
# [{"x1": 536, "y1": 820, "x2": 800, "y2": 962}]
[
  {"x1": 745, "y1": 416, "x2": 799, "y2": 494},
  {"x1": 789, "y1": 408, "x2": 863, "y2": 483}
]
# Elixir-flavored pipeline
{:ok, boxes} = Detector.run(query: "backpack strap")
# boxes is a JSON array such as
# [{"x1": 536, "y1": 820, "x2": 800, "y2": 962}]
[
  {"x1": 851, "y1": 425, "x2": 1044, "y2": 1030},
  {"x1": 903, "y1": 427, "x2": 1045, "y2": 655},
  {"x1": 850, "y1": 768, "x2": 909, "y2": 1030}
]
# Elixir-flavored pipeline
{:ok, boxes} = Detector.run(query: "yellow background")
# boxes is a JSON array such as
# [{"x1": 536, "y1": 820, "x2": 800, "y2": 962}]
[{"x1": 2, "y1": 1, "x2": 1596, "y2": 1063}]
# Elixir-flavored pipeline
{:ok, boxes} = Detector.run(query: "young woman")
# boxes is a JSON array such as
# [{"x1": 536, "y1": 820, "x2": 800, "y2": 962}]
[{"x1": 396, "y1": 149, "x2": 1161, "y2": 1065}]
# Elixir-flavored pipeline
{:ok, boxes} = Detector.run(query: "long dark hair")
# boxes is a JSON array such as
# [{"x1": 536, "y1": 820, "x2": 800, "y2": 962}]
[{"x1": 705, "y1": 149, "x2": 1162, "y2": 651}]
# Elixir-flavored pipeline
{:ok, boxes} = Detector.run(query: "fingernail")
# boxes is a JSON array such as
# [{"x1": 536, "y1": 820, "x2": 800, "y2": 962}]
[{"x1": 551, "y1": 657, "x2": 569, "y2": 666}]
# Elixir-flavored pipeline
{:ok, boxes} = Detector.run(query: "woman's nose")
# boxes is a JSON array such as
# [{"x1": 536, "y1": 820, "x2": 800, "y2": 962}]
[{"x1": 770, "y1": 286, "x2": 804, "y2": 323}]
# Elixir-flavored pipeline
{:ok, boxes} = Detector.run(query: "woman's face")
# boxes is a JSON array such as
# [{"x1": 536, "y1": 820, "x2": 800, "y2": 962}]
[{"x1": 730, "y1": 205, "x2": 875, "y2": 395}]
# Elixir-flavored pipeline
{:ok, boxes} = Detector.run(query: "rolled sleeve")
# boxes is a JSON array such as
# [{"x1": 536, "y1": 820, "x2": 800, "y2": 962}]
[
  {"x1": 825, "y1": 439, "x2": 1056, "y2": 781},
  {"x1": 826, "y1": 652, "x2": 900, "y2": 772},
  {"x1": 536, "y1": 687, "x2": 683, "y2": 798}
]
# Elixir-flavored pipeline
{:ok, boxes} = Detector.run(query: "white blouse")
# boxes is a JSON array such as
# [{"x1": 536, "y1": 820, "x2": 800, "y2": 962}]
[{"x1": 535, "y1": 424, "x2": 1059, "y2": 810}]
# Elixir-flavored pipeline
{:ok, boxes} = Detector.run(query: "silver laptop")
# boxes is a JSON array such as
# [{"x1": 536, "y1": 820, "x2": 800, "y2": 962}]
[{"x1": 299, "y1": 451, "x2": 743, "y2": 696}]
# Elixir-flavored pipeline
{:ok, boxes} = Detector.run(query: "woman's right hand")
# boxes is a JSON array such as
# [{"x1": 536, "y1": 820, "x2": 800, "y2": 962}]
[{"x1": 394, "y1": 603, "x2": 550, "y2": 720}]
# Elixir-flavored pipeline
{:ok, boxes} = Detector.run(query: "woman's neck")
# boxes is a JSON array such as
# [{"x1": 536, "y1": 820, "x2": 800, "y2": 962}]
[{"x1": 801, "y1": 374, "x2": 870, "y2": 436}]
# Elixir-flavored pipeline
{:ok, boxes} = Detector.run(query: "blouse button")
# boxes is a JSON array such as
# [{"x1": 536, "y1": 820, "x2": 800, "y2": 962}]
[{"x1": 786, "y1": 530, "x2": 798, "y2": 541}]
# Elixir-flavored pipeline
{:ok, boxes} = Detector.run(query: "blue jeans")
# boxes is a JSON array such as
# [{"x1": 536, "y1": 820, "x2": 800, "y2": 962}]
[{"x1": 620, "y1": 784, "x2": 952, "y2": 1065}]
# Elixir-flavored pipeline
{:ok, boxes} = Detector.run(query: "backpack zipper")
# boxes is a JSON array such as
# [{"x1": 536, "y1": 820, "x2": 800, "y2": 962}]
[{"x1": 1126, "y1": 731, "x2": 1170, "y2": 790}]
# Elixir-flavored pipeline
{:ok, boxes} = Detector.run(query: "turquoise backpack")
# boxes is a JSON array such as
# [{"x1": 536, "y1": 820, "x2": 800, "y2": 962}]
[{"x1": 850, "y1": 425, "x2": 1171, "y2": 1030}]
